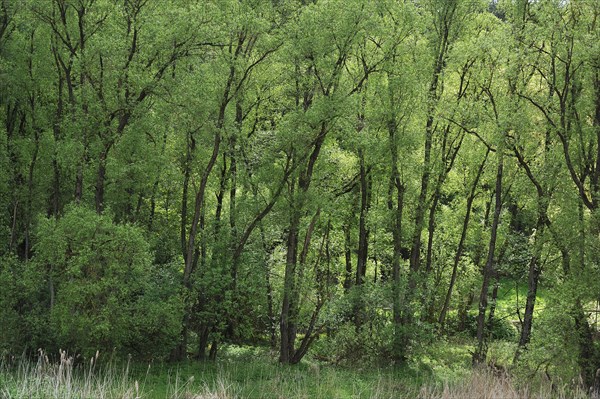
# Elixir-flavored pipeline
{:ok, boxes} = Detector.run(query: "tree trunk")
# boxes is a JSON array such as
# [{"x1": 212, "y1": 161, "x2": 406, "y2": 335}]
[
  {"x1": 439, "y1": 150, "x2": 488, "y2": 328},
  {"x1": 354, "y1": 147, "x2": 371, "y2": 328},
  {"x1": 355, "y1": 149, "x2": 370, "y2": 286},
  {"x1": 485, "y1": 274, "x2": 500, "y2": 340},
  {"x1": 50, "y1": 50, "x2": 64, "y2": 216},
  {"x1": 95, "y1": 145, "x2": 110, "y2": 214},
  {"x1": 473, "y1": 150, "x2": 504, "y2": 365},
  {"x1": 391, "y1": 172, "x2": 405, "y2": 364},
  {"x1": 280, "y1": 120, "x2": 328, "y2": 364},
  {"x1": 280, "y1": 208, "x2": 300, "y2": 364},
  {"x1": 402, "y1": 5, "x2": 454, "y2": 346},
  {"x1": 343, "y1": 222, "x2": 353, "y2": 291}
]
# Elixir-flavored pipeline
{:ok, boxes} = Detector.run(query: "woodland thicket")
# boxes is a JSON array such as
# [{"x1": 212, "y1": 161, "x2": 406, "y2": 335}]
[{"x1": 2, "y1": 0, "x2": 600, "y2": 389}]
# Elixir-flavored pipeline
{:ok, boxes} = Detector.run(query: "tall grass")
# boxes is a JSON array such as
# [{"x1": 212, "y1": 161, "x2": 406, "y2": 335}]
[
  {"x1": 0, "y1": 350, "x2": 141, "y2": 399},
  {"x1": 0, "y1": 349, "x2": 592, "y2": 398},
  {"x1": 419, "y1": 367, "x2": 590, "y2": 399}
]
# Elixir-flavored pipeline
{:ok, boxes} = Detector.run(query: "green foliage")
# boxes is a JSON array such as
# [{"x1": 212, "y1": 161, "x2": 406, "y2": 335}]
[
  {"x1": 445, "y1": 310, "x2": 517, "y2": 341},
  {"x1": 32, "y1": 205, "x2": 183, "y2": 359},
  {"x1": 0, "y1": 254, "x2": 50, "y2": 352},
  {"x1": 2, "y1": 0, "x2": 600, "y2": 385}
]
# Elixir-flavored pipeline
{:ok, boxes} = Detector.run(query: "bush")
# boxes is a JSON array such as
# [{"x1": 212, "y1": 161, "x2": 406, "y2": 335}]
[
  {"x1": 446, "y1": 311, "x2": 517, "y2": 341},
  {"x1": 31, "y1": 205, "x2": 183, "y2": 359},
  {"x1": 0, "y1": 254, "x2": 51, "y2": 353}
]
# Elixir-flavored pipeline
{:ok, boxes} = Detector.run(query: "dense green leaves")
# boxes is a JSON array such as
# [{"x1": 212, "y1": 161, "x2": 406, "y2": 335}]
[{"x1": 1, "y1": 0, "x2": 600, "y2": 389}]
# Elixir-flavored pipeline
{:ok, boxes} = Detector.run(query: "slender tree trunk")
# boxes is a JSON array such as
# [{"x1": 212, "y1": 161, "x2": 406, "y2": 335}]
[
  {"x1": 408, "y1": 5, "x2": 451, "y2": 281},
  {"x1": 259, "y1": 223, "x2": 277, "y2": 348},
  {"x1": 177, "y1": 70, "x2": 232, "y2": 359},
  {"x1": 197, "y1": 325, "x2": 210, "y2": 361},
  {"x1": 50, "y1": 49, "x2": 64, "y2": 216},
  {"x1": 355, "y1": 149, "x2": 370, "y2": 286},
  {"x1": 402, "y1": 6, "x2": 454, "y2": 345},
  {"x1": 284, "y1": 208, "x2": 319, "y2": 362},
  {"x1": 485, "y1": 273, "x2": 500, "y2": 339},
  {"x1": 473, "y1": 150, "x2": 504, "y2": 365},
  {"x1": 280, "y1": 206, "x2": 299, "y2": 364},
  {"x1": 518, "y1": 254, "x2": 541, "y2": 345},
  {"x1": 94, "y1": 146, "x2": 109, "y2": 214},
  {"x1": 439, "y1": 150, "x2": 488, "y2": 328},
  {"x1": 354, "y1": 146, "x2": 371, "y2": 328},
  {"x1": 574, "y1": 300, "x2": 596, "y2": 387},
  {"x1": 148, "y1": 130, "x2": 167, "y2": 229},
  {"x1": 74, "y1": 145, "x2": 85, "y2": 203},
  {"x1": 343, "y1": 222, "x2": 353, "y2": 291},
  {"x1": 391, "y1": 172, "x2": 405, "y2": 364},
  {"x1": 425, "y1": 183, "x2": 442, "y2": 275},
  {"x1": 227, "y1": 105, "x2": 240, "y2": 339},
  {"x1": 515, "y1": 203, "x2": 548, "y2": 361},
  {"x1": 180, "y1": 130, "x2": 194, "y2": 262},
  {"x1": 280, "y1": 120, "x2": 328, "y2": 364}
]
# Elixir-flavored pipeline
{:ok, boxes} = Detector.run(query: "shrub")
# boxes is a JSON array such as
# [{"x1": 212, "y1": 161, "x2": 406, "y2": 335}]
[
  {"x1": 0, "y1": 254, "x2": 51, "y2": 352},
  {"x1": 32, "y1": 205, "x2": 183, "y2": 359},
  {"x1": 446, "y1": 311, "x2": 517, "y2": 341}
]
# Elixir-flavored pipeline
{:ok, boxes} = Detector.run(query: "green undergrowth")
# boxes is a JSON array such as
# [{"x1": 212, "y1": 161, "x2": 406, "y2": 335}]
[
  {"x1": 134, "y1": 346, "x2": 429, "y2": 399},
  {"x1": 1, "y1": 341, "x2": 586, "y2": 398},
  {"x1": 0, "y1": 344, "x2": 481, "y2": 399},
  {"x1": 493, "y1": 278, "x2": 548, "y2": 322}
]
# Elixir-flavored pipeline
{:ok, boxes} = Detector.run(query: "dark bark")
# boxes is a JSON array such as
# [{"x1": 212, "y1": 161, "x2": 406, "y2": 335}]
[
  {"x1": 24, "y1": 31, "x2": 39, "y2": 260},
  {"x1": 280, "y1": 120, "x2": 329, "y2": 364},
  {"x1": 485, "y1": 273, "x2": 500, "y2": 338},
  {"x1": 517, "y1": 253, "x2": 541, "y2": 348},
  {"x1": 258, "y1": 222, "x2": 277, "y2": 348},
  {"x1": 278, "y1": 19, "x2": 363, "y2": 361},
  {"x1": 408, "y1": 3, "x2": 453, "y2": 279},
  {"x1": 439, "y1": 150, "x2": 488, "y2": 328},
  {"x1": 209, "y1": 340, "x2": 218, "y2": 361},
  {"x1": 402, "y1": 4, "x2": 456, "y2": 343},
  {"x1": 343, "y1": 222, "x2": 353, "y2": 291},
  {"x1": 355, "y1": 148, "x2": 370, "y2": 286},
  {"x1": 513, "y1": 162, "x2": 549, "y2": 357},
  {"x1": 574, "y1": 301, "x2": 597, "y2": 387},
  {"x1": 353, "y1": 144, "x2": 371, "y2": 328},
  {"x1": 176, "y1": 37, "x2": 241, "y2": 358},
  {"x1": 388, "y1": 117, "x2": 406, "y2": 364},
  {"x1": 49, "y1": 38, "x2": 64, "y2": 216},
  {"x1": 343, "y1": 190, "x2": 358, "y2": 290},
  {"x1": 148, "y1": 129, "x2": 168, "y2": 230},
  {"x1": 284, "y1": 208, "x2": 319, "y2": 362},
  {"x1": 473, "y1": 151, "x2": 504, "y2": 365},
  {"x1": 227, "y1": 106, "x2": 240, "y2": 337},
  {"x1": 197, "y1": 325, "x2": 210, "y2": 361},
  {"x1": 280, "y1": 205, "x2": 299, "y2": 364},
  {"x1": 7, "y1": 106, "x2": 26, "y2": 257},
  {"x1": 291, "y1": 219, "x2": 328, "y2": 364},
  {"x1": 74, "y1": 145, "x2": 85, "y2": 203},
  {"x1": 424, "y1": 188, "x2": 440, "y2": 275},
  {"x1": 94, "y1": 146, "x2": 109, "y2": 214}
]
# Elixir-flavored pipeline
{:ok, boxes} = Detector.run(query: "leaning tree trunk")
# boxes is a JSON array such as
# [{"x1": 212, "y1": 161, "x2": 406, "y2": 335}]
[
  {"x1": 439, "y1": 150, "x2": 488, "y2": 328},
  {"x1": 473, "y1": 149, "x2": 504, "y2": 365}
]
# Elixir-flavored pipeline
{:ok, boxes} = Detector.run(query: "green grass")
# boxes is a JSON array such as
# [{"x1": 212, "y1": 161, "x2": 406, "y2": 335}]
[
  {"x1": 493, "y1": 278, "x2": 548, "y2": 322},
  {"x1": 0, "y1": 347, "x2": 427, "y2": 398},
  {"x1": 132, "y1": 347, "x2": 426, "y2": 399},
  {"x1": 1, "y1": 344, "x2": 589, "y2": 398}
]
